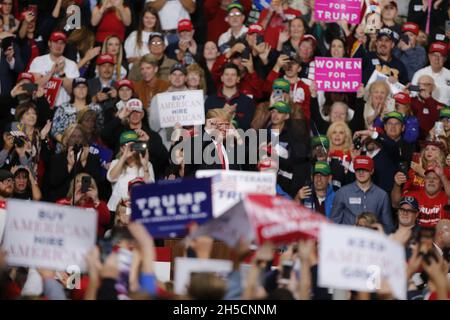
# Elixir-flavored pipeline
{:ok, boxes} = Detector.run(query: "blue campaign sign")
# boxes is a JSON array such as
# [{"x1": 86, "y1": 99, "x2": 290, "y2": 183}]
[{"x1": 130, "y1": 178, "x2": 213, "y2": 238}]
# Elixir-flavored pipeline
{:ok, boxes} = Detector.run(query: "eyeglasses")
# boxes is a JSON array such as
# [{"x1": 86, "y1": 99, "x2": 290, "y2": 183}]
[
  {"x1": 398, "y1": 208, "x2": 417, "y2": 214},
  {"x1": 151, "y1": 41, "x2": 163, "y2": 46},
  {"x1": 229, "y1": 12, "x2": 243, "y2": 17}
]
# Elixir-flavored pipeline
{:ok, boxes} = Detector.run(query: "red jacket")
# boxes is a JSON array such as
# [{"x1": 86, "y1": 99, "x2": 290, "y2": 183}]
[
  {"x1": 410, "y1": 96, "x2": 444, "y2": 140},
  {"x1": 211, "y1": 54, "x2": 265, "y2": 100},
  {"x1": 257, "y1": 7, "x2": 301, "y2": 48},
  {"x1": 204, "y1": 0, "x2": 252, "y2": 43},
  {"x1": 56, "y1": 198, "x2": 110, "y2": 237},
  {"x1": 264, "y1": 70, "x2": 311, "y2": 120}
]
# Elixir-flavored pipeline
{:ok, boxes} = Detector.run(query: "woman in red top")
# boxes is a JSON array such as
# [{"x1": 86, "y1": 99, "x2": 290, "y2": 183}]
[
  {"x1": 91, "y1": 0, "x2": 131, "y2": 43},
  {"x1": 57, "y1": 173, "x2": 110, "y2": 238}
]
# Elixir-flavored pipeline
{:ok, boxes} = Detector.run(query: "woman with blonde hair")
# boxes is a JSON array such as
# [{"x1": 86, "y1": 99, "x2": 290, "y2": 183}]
[
  {"x1": 363, "y1": 80, "x2": 394, "y2": 128},
  {"x1": 327, "y1": 121, "x2": 353, "y2": 161},
  {"x1": 186, "y1": 64, "x2": 207, "y2": 95},
  {"x1": 101, "y1": 34, "x2": 127, "y2": 80}
]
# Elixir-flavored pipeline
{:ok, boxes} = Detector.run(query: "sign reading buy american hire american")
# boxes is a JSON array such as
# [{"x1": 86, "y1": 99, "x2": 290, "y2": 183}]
[
  {"x1": 315, "y1": 57, "x2": 362, "y2": 92},
  {"x1": 2, "y1": 199, "x2": 97, "y2": 272},
  {"x1": 314, "y1": 0, "x2": 362, "y2": 25},
  {"x1": 131, "y1": 178, "x2": 213, "y2": 238}
]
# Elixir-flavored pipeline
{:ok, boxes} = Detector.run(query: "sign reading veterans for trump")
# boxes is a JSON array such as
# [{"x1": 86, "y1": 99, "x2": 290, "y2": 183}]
[
  {"x1": 195, "y1": 170, "x2": 276, "y2": 217},
  {"x1": 130, "y1": 178, "x2": 213, "y2": 238},
  {"x1": 2, "y1": 200, "x2": 97, "y2": 272},
  {"x1": 153, "y1": 90, "x2": 205, "y2": 128},
  {"x1": 315, "y1": 57, "x2": 362, "y2": 92},
  {"x1": 318, "y1": 224, "x2": 406, "y2": 300},
  {"x1": 314, "y1": 0, "x2": 362, "y2": 25}
]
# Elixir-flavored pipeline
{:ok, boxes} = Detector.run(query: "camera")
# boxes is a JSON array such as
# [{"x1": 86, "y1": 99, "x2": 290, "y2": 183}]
[
  {"x1": 353, "y1": 136, "x2": 362, "y2": 150},
  {"x1": 13, "y1": 136, "x2": 25, "y2": 148},
  {"x1": 131, "y1": 141, "x2": 148, "y2": 156}
]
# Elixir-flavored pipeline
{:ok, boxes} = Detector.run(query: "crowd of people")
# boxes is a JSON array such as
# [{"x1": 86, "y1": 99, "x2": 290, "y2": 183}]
[{"x1": 0, "y1": 0, "x2": 449, "y2": 300}]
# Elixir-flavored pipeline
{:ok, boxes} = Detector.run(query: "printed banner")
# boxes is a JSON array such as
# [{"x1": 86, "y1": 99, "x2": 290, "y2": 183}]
[
  {"x1": 318, "y1": 224, "x2": 406, "y2": 300},
  {"x1": 44, "y1": 77, "x2": 63, "y2": 108},
  {"x1": 195, "y1": 170, "x2": 276, "y2": 217},
  {"x1": 2, "y1": 200, "x2": 97, "y2": 272},
  {"x1": 315, "y1": 57, "x2": 362, "y2": 92},
  {"x1": 153, "y1": 90, "x2": 205, "y2": 128},
  {"x1": 314, "y1": 0, "x2": 362, "y2": 25},
  {"x1": 130, "y1": 178, "x2": 213, "y2": 238}
]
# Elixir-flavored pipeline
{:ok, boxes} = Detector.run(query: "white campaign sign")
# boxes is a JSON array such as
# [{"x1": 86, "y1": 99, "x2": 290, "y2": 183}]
[
  {"x1": 195, "y1": 170, "x2": 276, "y2": 217},
  {"x1": 2, "y1": 200, "x2": 97, "y2": 272},
  {"x1": 318, "y1": 224, "x2": 406, "y2": 300},
  {"x1": 174, "y1": 257, "x2": 233, "y2": 295},
  {"x1": 153, "y1": 90, "x2": 205, "y2": 128}
]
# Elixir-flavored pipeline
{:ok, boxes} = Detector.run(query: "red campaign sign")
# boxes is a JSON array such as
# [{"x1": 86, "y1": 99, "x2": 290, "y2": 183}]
[
  {"x1": 44, "y1": 77, "x2": 63, "y2": 108},
  {"x1": 243, "y1": 194, "x2": 328, "y2": 245}
]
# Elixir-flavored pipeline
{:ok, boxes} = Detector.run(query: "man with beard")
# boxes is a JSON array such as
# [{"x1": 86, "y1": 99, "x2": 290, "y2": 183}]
[
  {"x1": 331, "y1": 155, "x2": 394, "y2": 233},
  {"x1": 392, "y1": 166, "x2": 450, "y2": 228},
  {"x1": 361, "y1": 28, "x2": 408, "y2": 85},
  {"x1": 0, "y1": 169, "x2": 13, "y2": 241}
]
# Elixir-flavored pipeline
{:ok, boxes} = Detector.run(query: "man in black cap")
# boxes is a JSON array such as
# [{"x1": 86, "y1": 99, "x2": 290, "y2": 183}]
[
  {"x1": 361, "y1": 27, "x2": 408, "y2": 85},
  {"x1": 167, "y1": 63, "x2": 188, "y2": 92},
  {"x1": 0, "y1": 169, "x2": 13, "y2": 199},
  {"x1": 394, "y1": 196, "x2": 420, "y2": 234}
]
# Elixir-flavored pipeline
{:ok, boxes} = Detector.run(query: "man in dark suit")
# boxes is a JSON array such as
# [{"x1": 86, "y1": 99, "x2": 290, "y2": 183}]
[{"x1": 0, "y1": 35, "x2": 24, "y2": 97}]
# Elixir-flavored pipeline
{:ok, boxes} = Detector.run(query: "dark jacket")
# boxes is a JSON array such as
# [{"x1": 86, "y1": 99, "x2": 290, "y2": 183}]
[
  {"x1": 361, "y1": 51, "x2": 409, "y2": 85},
  {"x1": 0, "y1": 42, "x2": 25, "y2": 96}
]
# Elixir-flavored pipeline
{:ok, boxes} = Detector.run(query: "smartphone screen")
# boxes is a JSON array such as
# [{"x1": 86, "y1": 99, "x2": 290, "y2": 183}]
[{"x1": 81, "y1": 176, "x2": 91, "y2": 193}]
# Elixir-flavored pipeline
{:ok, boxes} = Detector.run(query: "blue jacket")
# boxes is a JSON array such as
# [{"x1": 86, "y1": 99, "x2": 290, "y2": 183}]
[
  {"x1": 302, "y1": 184, "x2": 335, "y2": 219},
  {"x1": 373, "y1": 115, "x2": 419, "y2": 144}
]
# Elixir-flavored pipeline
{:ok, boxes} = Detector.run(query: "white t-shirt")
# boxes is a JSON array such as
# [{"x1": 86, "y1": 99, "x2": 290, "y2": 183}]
[
  {"x1": 124, "y1": 30, "x2": 152, "y2": 59},
  {"x1": 28, "y1": 54, "x2": 80, "y2": 107},
  {"x1": 218, "y1": 26, "x2": 248, "y2": 49},
  {"x1": 106, "y1": 159, "x2": 155, "y2": 211},
  {"x1": 146, "y1": 0, "x2": 194, "y2": 31},
  {"x1": 411, "y1": 66, "x2": 450, "y2": 106}
]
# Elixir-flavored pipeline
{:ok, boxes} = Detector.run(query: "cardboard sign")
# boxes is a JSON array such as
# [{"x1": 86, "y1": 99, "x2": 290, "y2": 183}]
[
  {"x1": 2, "y1": 200, "x2": 97, "y2": 272},
  {"x1": 314, "y1": 0, "x2": 362, "y2": 25},
  {"x1": 153, "y1": 90, "x2": 205, "y2": 128},
  {"x1": 195, "y1": 170, "x2": 276, "y2": 217},
  {"x1": 174, "y1": 257, "x2": 233, "y2": 295},
  {"x1": 189, "y1": 194, "x2": 327, "y2": 247},
  {"x1": 43, "y1": 77, "x2": 63, "y2": 108},
  {"x1": 315, "y1": 57, "x2": 362, "y2": 92},
  {"x1": 130, "y1": 178, "x2": 213, "y2": 238},
  {"x1": 318, "y1": 224, "x2": 406, "y2": 300}
]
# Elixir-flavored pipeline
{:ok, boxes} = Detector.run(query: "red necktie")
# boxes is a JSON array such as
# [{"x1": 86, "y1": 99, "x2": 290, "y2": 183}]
[{"x1": 216, "y1": 143, "x2": 225, "y2": 169}]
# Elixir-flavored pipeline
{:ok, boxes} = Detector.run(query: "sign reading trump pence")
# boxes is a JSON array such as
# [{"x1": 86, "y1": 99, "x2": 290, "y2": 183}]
[
  {"x1": 153, "y1": 90, "x2": 205, "y2": 128},
  {"x1": 2, "y1": 200, "x2": 97, "y2": 272}
]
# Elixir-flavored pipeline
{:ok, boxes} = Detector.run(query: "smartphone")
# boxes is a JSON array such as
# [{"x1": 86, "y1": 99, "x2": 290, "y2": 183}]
[
  {"x1": 1, "y1": 36, "x2": 14, "y2": 52},
  {"x1": 398, "y1": 161, "x2": 409, "y2": 176},
  {"x1": 21, "y1": 83, "x2": 38, "y2": 93},
  {"x1": 273, "y1": 88, "x2": 284, "y2": 102},
  {"x1": 400, "y1": 34, "x2": 409, "y2": 45},
  {"x1": 101, "y1": 87, "x2": 111, "y2": 93},
  {"x1": 241, "y1": 47, "x2": 250, "y2": 60},
  {"x1": 279, "y1": 260, "x2": 294, "y2": 284},
  {"x1": 409, "y1": 85, "x2": 421, "y2": 92},
  {"x1": 28, "y1": 5, "x2": 38, "y2": 17},
  {"x1": 256, "y1": 34, "x2": 265, "y2": 45},
  {"x1": 131, "y1": 141, "x2": 147, "y2": 156},
  {"x1": 435, "y1": 121, "x2": 445, "y2": 137},
  {"x1": 446, "y1": 20, "x2": 450, "y2": 33},
  {"x1": 81, "y1": 175, "x2": 91, "y2": 193}
]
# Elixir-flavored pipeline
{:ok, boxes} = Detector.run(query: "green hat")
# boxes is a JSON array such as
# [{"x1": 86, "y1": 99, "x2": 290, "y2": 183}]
[
  {"x1": 311, "y1": 135, "x2": 329, "y2": 149},
  {"x1": 272, "y1": 78, "x2": 290, "y2": 94},
  {"x1": 119, "y1": 130, "x2": 139, "y2": 145},
  {"x1": 383, "y1": 111, "x2": 404, "y2": 124},
  {"x1": 439, "y1": 107, "x2": 450, "y2": 119},
  {"x1": 227, "y1": 2, "x2": 244, "y2": 12},
  {"x1": 269, "y1": 101, "x2": 291, "y2": 114},
  {"x1": 313, "y1": 161, "x2": 331, "y2": 176}
]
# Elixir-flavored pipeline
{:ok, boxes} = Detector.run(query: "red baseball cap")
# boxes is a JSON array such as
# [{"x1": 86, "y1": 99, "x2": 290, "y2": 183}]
[
  {"x1": 429, "y1": 42, "x2": 448, "y2": 56},
  {"x1": 424, "y1": 165, "x2": 438, "y2": 176},
  {"x1": 401, "y1": 22, "x2": 419, "y2": 36},
  {"x1": 115, "y1": 79, "x2": 134, "y2": 91},
  {"x1": 300, "y1": 34, "x2": 317, "y2": 49},
  {"x1": 96, "y1": 54, "x2": 115, "y2": 65},
  {"x1": 393, "y1": 92, "x2": 411, "y2": 105},
  {"x1": 178, "y1": 19, "x2": 193, "y2": 32},
  {"x1": 128, "y1": 177, "x2": 145, "y2": 191},
  {"x1": 17, "y1": 72, "x2": 35, "y2": 83},
  {"x1": 248, "y1": 24, "x2": 264, "y2": 36},
  {"x1": 49, "y1": 32, "x2": 67, "y2": 43},
  {"x1": 353, "y1": 156, "x2": 374, "y2": 171}
]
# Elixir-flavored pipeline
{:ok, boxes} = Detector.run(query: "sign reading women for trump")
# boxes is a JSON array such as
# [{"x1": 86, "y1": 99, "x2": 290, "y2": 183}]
[
  {"x1": 2, "y1": 200, "x2": 97, "y2": 272},
  {"x1": 130, "y1": 178, "x2": 213, "y2": 238},
  {"x1": 318, "y1": 224, "x2": 406, "y2": 300},
  {"x1": 314, "y1": 0, "x2": 362, "y2": 25},
  {"x1": 153, "y1": 90, "x2": 205, "y2": 128},
  {"x1": 315, "y1": 57, "x2": 362, "y2": 92}
]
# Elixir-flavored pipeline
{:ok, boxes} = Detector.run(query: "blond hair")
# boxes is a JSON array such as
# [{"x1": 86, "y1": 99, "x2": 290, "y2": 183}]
[
  {"x1": 206, "y1": 108, "x2": 232, "y2": 122},
  {"x1": 102, "y1": 35, "x2": 124, "y2": 81},
  {"x1": 327, "y1": 121, "x2": 352, "y2": 152},
  {"x1": 186, "y1": 64, "x2": 207, "y2": 94}
]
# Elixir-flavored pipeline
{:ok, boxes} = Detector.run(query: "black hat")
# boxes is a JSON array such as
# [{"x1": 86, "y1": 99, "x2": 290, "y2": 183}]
[
  {"x1": 72, "y1": 77, "x2": 88, "y2": 89},
  {"x1": 149, "y1": 32, "x2": 164, "y2": 43},
  {"x1": 377, "y1": 28, "x2": 399, "y2": 43},
  {"x1": 399, "y1": 196, "x2": 419, "y2": 212},
  {"x1": 0, "y1": 169, "x2": 13, "y2": 182},
  {"x1": 170, "y1": 63, "x2": 187, "y2": 75}
]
